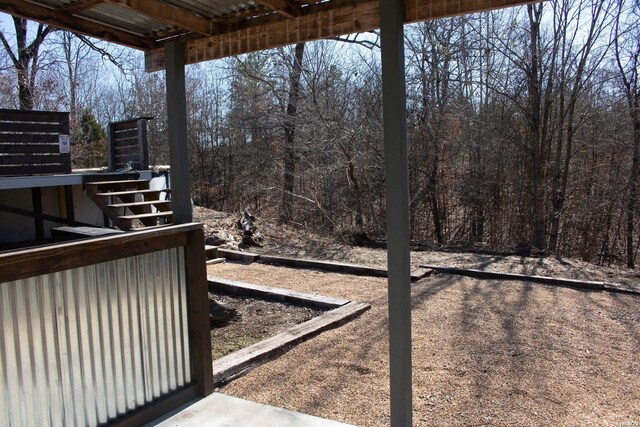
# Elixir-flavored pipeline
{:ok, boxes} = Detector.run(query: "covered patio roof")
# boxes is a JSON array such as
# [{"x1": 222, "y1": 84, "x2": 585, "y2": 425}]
[
  {"x1": 0, "y1": 1, "x2": 536, "y2": 426},
  {"x1": 2, "y1": 0, "x2": 532, "y2": 71}
]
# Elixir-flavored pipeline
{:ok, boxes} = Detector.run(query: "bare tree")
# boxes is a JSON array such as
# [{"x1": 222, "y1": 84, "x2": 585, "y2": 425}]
[
  {"x1": 547, "y1": 0, "x2": 612, "y2": 253},
  {"x1": 613, "y1": 0, "x2": 640, "y2": 267},
  {"x1": 0, "y1": 17, "x2": 53, "y2": 110},
  {"x1": 280, "y1": 42, "x2": 306, "y2": 222}
]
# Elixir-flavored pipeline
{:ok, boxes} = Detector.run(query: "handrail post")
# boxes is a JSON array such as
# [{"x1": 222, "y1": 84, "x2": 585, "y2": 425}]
[{"x1": 185, "y1": 227, "x2": 214, "y2": 395}]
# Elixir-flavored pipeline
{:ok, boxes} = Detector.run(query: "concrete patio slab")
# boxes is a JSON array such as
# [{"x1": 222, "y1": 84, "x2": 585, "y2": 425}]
[{"x1": 148, "y1": 393, "x2": 354, "y2": 427}]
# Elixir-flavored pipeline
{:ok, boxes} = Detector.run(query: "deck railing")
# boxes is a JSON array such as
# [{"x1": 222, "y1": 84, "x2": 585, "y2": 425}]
[
  {"x1": 0, "y1": 223, "x2": 212, "y2": 426},
  {"x1": 0, "y1": 109, "x2": 71, "y2": 176},
  {"x1": 107, "y1": 118, "x2": 151, "y2": 172}
]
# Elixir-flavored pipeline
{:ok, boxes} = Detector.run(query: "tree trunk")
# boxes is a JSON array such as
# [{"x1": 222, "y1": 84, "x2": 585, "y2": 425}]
[
  {"x1": 613, "y1": 0, "x2": 640, "y2": 267},
  {"x1": 626, "y1": 112, "x2": 640, "y2": 268},
  {"x1": 0, "y1": 17, "x2": 52, "y2": 110},
  {"x1": 526, "y1": 4, "x2": 552, "y2": 251},
  {"x1": 548, "y1": 0, "x2": 605, "y2": 254},
  {"x1": 347, "y1": 159, "x2": 364, "y2": 228},
  {"x1": 429, "y1": 155, "x2": 443, "y2": 244},
  {"x1": 280, "y1": 42, "x2": 305, "y2": 222}
]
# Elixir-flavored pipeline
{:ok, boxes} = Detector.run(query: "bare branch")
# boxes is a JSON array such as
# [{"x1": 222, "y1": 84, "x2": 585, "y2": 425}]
[
  {"x1": 0, "y1": 31, "x2": 18, "y2": 65},
  {"x1": 333, "y1": 31, "x2": 380, "y2": 50},
  {"x1": 73, "y1": 33, "x2": 124, "y2": 71}
]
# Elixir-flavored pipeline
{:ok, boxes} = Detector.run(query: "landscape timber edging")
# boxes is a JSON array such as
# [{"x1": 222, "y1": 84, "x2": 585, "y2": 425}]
[
  {"x1": 208, "y1": 277, "x2": 371, "y2": 386},
  {"x1": 207, "y1": 247, "x2": 433, "y2": 281},
  {"x1": 258, "y1": 254, "x2": 387, "y2": 276},
  {"x1": 420, "y1": 264, "x2": 639, "y2": 295},
  {"x1": 256, "y1": 253, "x2": 432, "y2": 281},
  {"x1": 217, "y1": 248, "x2": 260, "y2": 263},
  {"x1": 208, "y1": 276, "x2": 350, "y2": 309}
]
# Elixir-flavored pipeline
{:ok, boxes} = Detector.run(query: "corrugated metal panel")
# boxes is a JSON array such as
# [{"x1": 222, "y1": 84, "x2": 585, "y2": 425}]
[
  {"x1": 26, "y1": 0, "x2": 264, "y2": 36},
  {"x1": 165, "y1": 0, "x2": 259, "y2": 19},
  {"x1": 83, "y1": 3, "x2": 174, "y2": 36},
  {"x1": 33, "y1": 0, "x2": 65, "y2": 8},
  {"x1": 0, "y1": 247, "x2": 191, "y2": 427}
]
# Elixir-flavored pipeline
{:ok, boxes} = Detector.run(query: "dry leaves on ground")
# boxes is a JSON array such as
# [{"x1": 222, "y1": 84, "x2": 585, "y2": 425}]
[{"x1": 208, "y1": 262, "x2": 640, "y2": 427}]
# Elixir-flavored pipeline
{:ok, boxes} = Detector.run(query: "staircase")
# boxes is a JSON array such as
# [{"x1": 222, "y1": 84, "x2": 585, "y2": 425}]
[{"x1": 84, "y1": 179, "x2": 172, "y2": 231}]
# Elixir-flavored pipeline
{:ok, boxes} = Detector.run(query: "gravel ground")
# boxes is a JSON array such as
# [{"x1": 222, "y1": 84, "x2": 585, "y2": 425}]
[
  {"x1": 194, "y1": 206, "x2": 640, "y2": 291},
  {"x1": 207, "y1": 262, "x2": 640, "y2": 427}
]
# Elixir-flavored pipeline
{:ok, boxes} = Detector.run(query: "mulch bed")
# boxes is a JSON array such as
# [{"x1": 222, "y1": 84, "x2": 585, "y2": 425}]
[{"x1": 210, "y1": 292, "x2": 325, "y2": 360}]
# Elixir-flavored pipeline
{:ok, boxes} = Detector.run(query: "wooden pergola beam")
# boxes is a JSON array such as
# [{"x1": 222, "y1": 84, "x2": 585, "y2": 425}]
[
  {"x1": 0, "y1": 0, "x2": 156, "y2": 50},
  {"x1": 145, "y1": 0, "x2": 535, "y2": 71},
  {"x1": 106, "y1": 0, "x2": 220, "y2": 36},
  {"x1": 57, "y1": 0, "x2": 105, "y2": 14},
  {"x1": 254, "y1": 0, "x2": 301, "y2": 18}
]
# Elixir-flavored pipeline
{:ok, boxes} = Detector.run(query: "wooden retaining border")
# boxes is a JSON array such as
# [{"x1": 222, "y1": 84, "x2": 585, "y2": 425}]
[
  {"x1": 207, "y1": 247, "x2": 434, "y2": 281},
  {"x1": 209, "y1": 276, "x2": 350, "y2": 309},
  {"x1": 217, "y1": 248, "x2": 260, "y2": 263},
  {"x1": 258, "y1": 254, "x2": 387, "y2": 276},
  {"x1": 207, "y1": 277, "x2": 371, "y2": 386},
  {"x1": 257, "y1": 254, "x2": 432, "y2": 281},
  {"x1": 421, "y1": 264, "x2": 640, "y2": 295}
]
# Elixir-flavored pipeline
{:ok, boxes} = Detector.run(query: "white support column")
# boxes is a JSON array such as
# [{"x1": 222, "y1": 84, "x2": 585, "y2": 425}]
[
  {"x1": 379, "y1": 0, "x2": 412, "y2": 426},
  {"x1": 165, "y1": 41, "x2": 192, "y2": 223}
]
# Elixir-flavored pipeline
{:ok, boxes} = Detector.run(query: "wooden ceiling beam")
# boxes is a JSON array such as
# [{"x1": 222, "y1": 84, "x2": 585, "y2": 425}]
[
  {"x1": 253, "y1": 0, "x2": 301, "y2": 18},
  {"x1": 211, "y1": 5, "x2": 271, "y2": 24},
  {"x1": 145, "y1": 0, "x2": 537, "y2": 72},
  {"x1": 0, "y1": 0, "x2": 156, "y2": 50},
  {"x1": 105, "y1": 0, "x2": 220, "y2": 36},
  {"x1": 57, "y1": 0, "x2": 105, "y2": 14}
]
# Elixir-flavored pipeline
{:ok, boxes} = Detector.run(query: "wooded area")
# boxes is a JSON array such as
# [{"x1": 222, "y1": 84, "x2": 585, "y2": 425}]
[{"x1": 1, "y1": 0, "x2": 639, "y2": 266}]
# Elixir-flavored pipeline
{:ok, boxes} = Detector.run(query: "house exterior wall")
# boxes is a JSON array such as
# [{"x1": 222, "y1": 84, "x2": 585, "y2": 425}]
[{"x1": 0, "y1": 170, "x2": 170, "y2": 244}]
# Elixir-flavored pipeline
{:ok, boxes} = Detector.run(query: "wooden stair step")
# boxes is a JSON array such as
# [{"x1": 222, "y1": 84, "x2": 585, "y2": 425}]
[
  {"x1": 85, "y1": 179, "x2": 150, "y2": 186},
  {"x1": 129, "y1": 224, "x2": 171, "y2": 231},
  {"x1": 108, "y1": 200, "x2": 171, "y2": 208},
  {"x1": 94, "y1": 189, "x2": 168, "y2": 197},
  {"x1": 205, "y1": 245, "x2": 219, "y2": 258},
  {"x1": 118, "y1": 211, "x2": 173, "y2": 220}
]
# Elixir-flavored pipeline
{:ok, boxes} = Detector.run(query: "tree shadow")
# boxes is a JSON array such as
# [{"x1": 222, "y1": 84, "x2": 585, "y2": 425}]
[{"x1": 220, "y1": 270, "x2": 640, "y2": 425}]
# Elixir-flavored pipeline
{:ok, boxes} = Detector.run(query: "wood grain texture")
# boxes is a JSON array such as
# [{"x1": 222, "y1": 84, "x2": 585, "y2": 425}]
[
  {"x1": 216, "y1": 248, "x2": 260, "y2": 263},
  {"x1": 0, "y1": 135, "x2": 59, "y2": 144},
  {"x1": 0, "y1": 223, "x2": 202, "y2": 283},
  {"x1": 258, "y1": 254, "x2": 389, "y2": 277},
  {"x1": 107, "y1": 0, "x2": 219, "y2": 35},
  {"x1": 0, "y1": 109, "x2": 71, "y2": 175},
  {"x1": 420, "y1": 264, "x2": 607, "y2": 291},
  {"x1": 208, "y1": 276, "x2": 350, "y2": 308},
  {"x1": 107, "y1": 118, "x2": 149, "y2": 171},
  {"x1": 0, "y1": 109, "x2": 68, "y2": 121},
  {"x1": 146, "y1": 1, "x2": 378, "y2": 71},
  {"x1": 0, "y1": 0, "x2": 156, "y2": 50},
  {"x1": 0, "y1": 0, "x2": 534, "y2": 63},
  {"x1": 0, "y1": 164, "x2": 71, "y2": 175},
  {"x1": 212, "y1": 301, "x2": 371, "y2": 385},
  {"x1": 257, "y1": 254, "x2": 432, "y2": 281},
  {"x1": 254, "y1": 0, "x2": 301, "y2": 17},
  {"x1": 145, "y1": 0, "x2": 536, "y2": 71},
  {"x1": 185, "y1": 228, "x2": 215, "y2": 396},
  {"x1": 57, "y1": 0, "x2": 106, "y2": 14}
]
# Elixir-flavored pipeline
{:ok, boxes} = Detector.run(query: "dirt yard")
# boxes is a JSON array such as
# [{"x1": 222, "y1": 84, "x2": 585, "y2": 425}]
[
  {"x1": 206, "y1": 262, "x2": 640, "y2": 427},
  {"x1": 194, "y1": 206, "x2": 640, "y2": 291}
]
